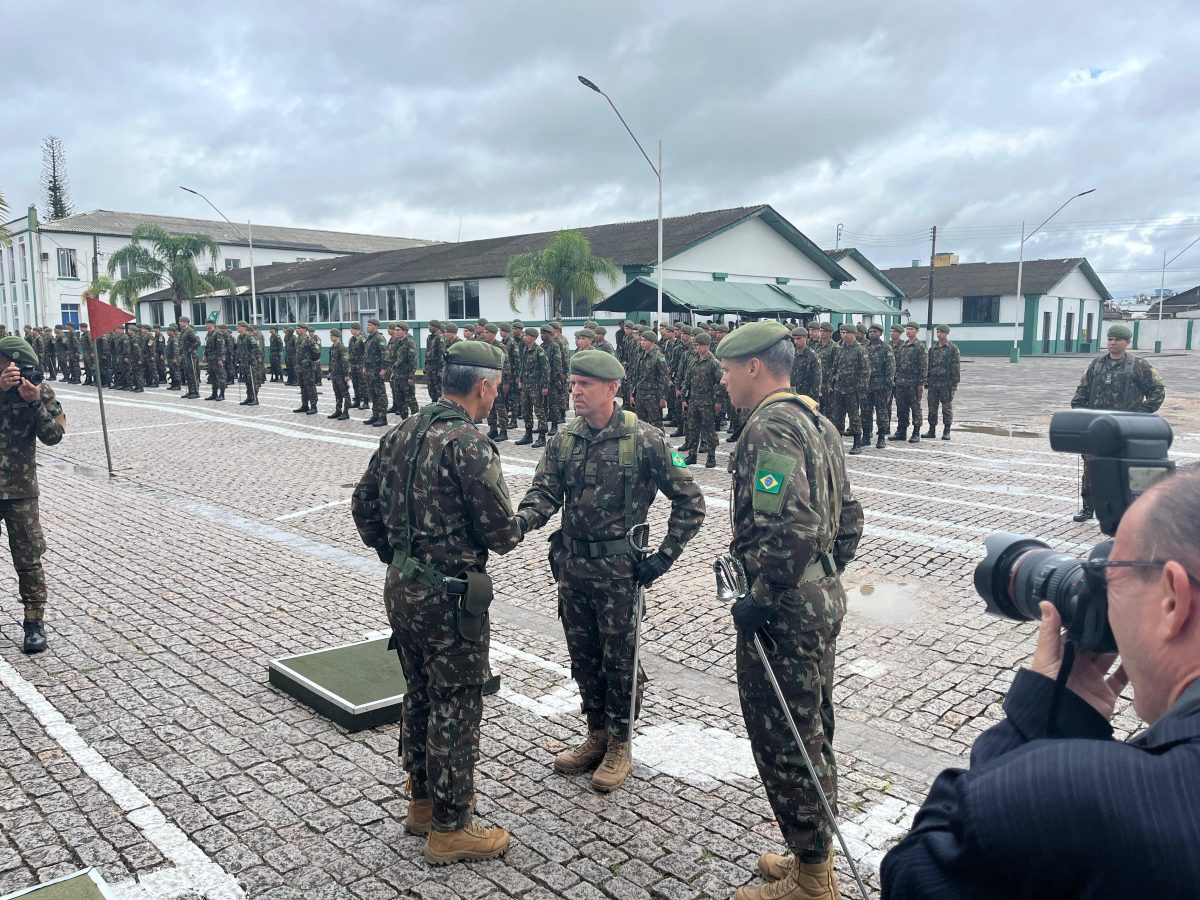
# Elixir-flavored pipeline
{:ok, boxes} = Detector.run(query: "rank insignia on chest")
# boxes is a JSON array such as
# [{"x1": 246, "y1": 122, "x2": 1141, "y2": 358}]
[
  {"x1": 670, "y1": 451, "x2": 688, "y2": 468},
  {"x1": 755, "y1": 470, "x2": 783, "y2": 494}
]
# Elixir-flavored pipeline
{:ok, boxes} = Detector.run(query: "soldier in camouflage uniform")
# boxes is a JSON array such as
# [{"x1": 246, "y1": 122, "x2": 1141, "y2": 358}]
[
  {"x1": 386, "y1": 323, "x2": 403, "y2": 413},
  {"x1": 80, "y1": 323, "x2": 94, "y2": 385},
  {"x1": 426, "y1": 321, "x2": 446, "y2": 403},
  {"x1": 293, "y1": 323, "x2": 320, "y2": 415},
  {"x1": 49, "y1": 326, "x2": 64, "y2": 381},
  {"x1": 681, "y1": 333, "x2": 724, "y2": 467},
  {"x1": 789, "y1": 327, "x2": 822, "y2": 402},
  {"x1": 202, "y1": 315, "x2": 225, "y2": 400},
  {"x1": 592, "y1": 324, "x2": 616, "y2": 355},
  {"x1": 326, "y1": 328, "x2": 351, "y2": 420},
  {"x1": 515, "y1": 327, "x2": 549, "y2": 447},
  {"x1": 890, "y1": 323, "x2": 927, "y2": 443},
  {"x1": 362, "y1": 318, "x2": 390, "y2": 427},
  {"x1": 254, "y1": 326, "x2": 266, "y2": 389},
  {"x1": 1069, "y1": 322, "x2": 1166, "y2": 522},
  {"x1": 235, "y1": 321, "x2": 262, "y2": 406},
  {"x1": 154, "y1": 325, "x2": 168, "y2": 385},
  {"x1": 140, "y1": 324, "x2": 158, "y2": 387},
  {"x1": 124, "y1": 322, "x2": 146, "y2": 392},
  {"x1": 480, "y1": 323, "x2": 509, "y2": 441},
  {"x1": 714, "y1": 321, "x2": 863, "y2": 900},
  {"x1": 540, "y1": 325, "x2": 564, "y2": 434},
  {"x1": 1, "y1": 336, "x2": 67, "y2": 654},
  {"x1": 505, "y1": 321, "x2": 522, "y2": 428},
  {"x1": 629, "y1": 327, "x2": 668, "y2": 427},
  {"x1": 669, "y1": 327, "x2": 694, "y2": 439},
  {"x1": 346, "y1": 323, "x2": 365, "y2": 405},
  {"x1": 221, "y1": 323, "x2": 238, "y2": 387},
  {"x1": 63, "y1": 323, "x2": 81, "y2": 383},
  {"x1": 394, "y1": 323, "x2": 419, "y2": 418},
  {"x1": 164, "y1": 324, "x2": 180, "y2": 389},
  {"x1": 810, "y1": 322, "x2": 836, "y2": 410},
  {"x1": 923, "y1": 324, "x2": 961, "y2": 440},
  {"x1": 179, "y1": 316, "x2": 201, "y2": 398},
  {"x1": 352, "y1": 340, "x2": 518, "y2": 865},
  {"x1": 517, "y1": 349, "x2": 705, "y2": 792},
  {"x1": 889, "y1": 322, "x2": 903, "y2": 351},
  {"x1": 862, "y1": 323, "x2": 896, "y2": 450},
  {"x1": 828, "y1": 323, "x2": 870, "y2": 455},
  {"x1": 284, "y1": 326, "x2": 297, "y2": 385},
  {"x1": 269, "y1": 326, "x2": 284, "y2": 383}
]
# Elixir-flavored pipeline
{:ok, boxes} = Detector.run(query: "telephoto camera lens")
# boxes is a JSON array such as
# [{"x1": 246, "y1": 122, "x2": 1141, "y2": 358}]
[
  {"x1": 974, "y1": 533, "x2": 1117, "y2": 652},
  {"x1": 18, "y1": 365, "x2": 44, "y2": 386}
]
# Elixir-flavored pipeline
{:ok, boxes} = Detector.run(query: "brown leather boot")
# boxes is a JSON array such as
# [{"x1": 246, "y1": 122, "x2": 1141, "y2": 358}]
[
  {"x1": 404, "y1": 798, "x2": 433, "y2": 835},
  {"x1": 734, "y1": 853, "x2": 841, "y2": 900},
  {"x1": 424, "y1": 820, "x2": 510, "y2": 865},
  {"x1": 590, "y1": 739, "x2": 632, "y2": 793},
  {"x1": 553, "y1": 730, "x2": 608, "y2": 775}
]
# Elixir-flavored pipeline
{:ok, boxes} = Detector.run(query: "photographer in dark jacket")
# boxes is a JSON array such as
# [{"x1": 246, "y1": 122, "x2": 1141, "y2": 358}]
[
  {"x1": 882, "y1": 467, "x2": 1200, "y2": 898},
  {"x1": 0, "y1": 337, "x2": 66, "y2": 653}
]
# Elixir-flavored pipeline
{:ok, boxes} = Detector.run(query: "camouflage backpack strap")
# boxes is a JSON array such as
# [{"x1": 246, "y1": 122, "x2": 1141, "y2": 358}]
[{"x1": 557, "y1": 415, "x2": 590, "y2": 462}]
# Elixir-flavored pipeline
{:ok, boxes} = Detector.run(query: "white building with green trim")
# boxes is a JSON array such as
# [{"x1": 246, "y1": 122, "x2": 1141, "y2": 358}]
[{"x1": 883, "y1": 258, "x2": 1111, "y2": 357}]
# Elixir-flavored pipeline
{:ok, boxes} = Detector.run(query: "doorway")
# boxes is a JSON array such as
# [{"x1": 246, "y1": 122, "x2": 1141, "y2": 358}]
[
  {"x1": 1042, "y1": 311, "x2": 1052, "y2": 354},
  {"x1": 1064, "y1": 312, "x2": 1075, "y2": 352}
]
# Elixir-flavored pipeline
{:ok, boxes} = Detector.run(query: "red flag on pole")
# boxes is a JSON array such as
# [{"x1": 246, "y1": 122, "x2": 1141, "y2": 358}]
[{"x1": 85, "y1": 294, "x2": 135, "y2": 338}]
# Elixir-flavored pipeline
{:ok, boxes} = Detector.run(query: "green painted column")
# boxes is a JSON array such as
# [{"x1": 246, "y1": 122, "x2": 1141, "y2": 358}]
[
  {"x1": 1187, "y1": 319, "x2": 1194, "y2": 351},
  {"x1": 1054, "y1": 296, "x2": 1064, "y2": 354},
  {"x1": 1133, "y1": 319, "x2": 1141, "y2": 348}
]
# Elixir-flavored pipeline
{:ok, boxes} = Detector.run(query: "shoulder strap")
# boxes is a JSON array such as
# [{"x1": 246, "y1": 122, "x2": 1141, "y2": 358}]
[
  {"x1": 401, "y1": 403, "x2": 471, "y2": 555},
  {"x1": 620, "y1": 410, "x2": 638, "y2": 533},
  {"x1": 558, "y1": 415, "x2": 589, "y2": 462}
]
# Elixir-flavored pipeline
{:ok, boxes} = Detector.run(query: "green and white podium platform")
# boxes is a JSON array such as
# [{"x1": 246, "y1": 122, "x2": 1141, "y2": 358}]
[
  {"x1": 0, "y1": 868, "x2": 117, "y2": 900},
  {"x1": 268, "y1": 637, "x2": 500, "y2": 731}
]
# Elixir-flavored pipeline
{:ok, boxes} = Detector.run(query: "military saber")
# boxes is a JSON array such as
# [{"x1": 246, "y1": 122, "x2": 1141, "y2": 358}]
[
  {"x1": 715, "y1": 555, "x2": 871, "y2": 899},
  {"x1": 626, "y1": 522, "x2": 652, "y2": 758}
]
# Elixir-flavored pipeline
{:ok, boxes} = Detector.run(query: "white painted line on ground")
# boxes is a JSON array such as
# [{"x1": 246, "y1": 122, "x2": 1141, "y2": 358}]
[
  {"x1": 274, "y1": 498, "x2": 352, "y2": 521},
  {"x1": 854, "y1": 483, "x2": 1076, "y2": 521},
  {"x1": 68, "y1": 420, "x2": 206, "y2": 437},
  {"x1": 867, "y1": 510, "x2": 1096, "y2": 554},
  {"x1": 0, "y1": 656, "x2": 243, "y2": 900}
]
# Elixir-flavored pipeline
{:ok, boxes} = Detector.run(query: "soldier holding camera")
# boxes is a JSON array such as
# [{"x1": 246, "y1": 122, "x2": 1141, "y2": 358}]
[{"x1": 0, "y1": 337, "x2": 66, "y2": 654}]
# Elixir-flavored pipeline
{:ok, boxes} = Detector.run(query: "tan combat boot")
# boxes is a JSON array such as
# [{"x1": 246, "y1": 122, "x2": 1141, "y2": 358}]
[
  {"x1": 424, "y1": 820, "x2": 510, "y2": 865},
  {"x1": 590, "y1": 739, "x2": 632, "y2": 793},
  {"x1": 553, "y1": 730, "x2": 608, "y2": 775},
  {"x1": 404, "y1": 798, "x2": 433, "y2": 835},
  {"x1": 734, "y1": 853, "x2": 842, "y2": 900},
  {"x1": 757, "y1": 852, "x2": 795, "y2": 882}
]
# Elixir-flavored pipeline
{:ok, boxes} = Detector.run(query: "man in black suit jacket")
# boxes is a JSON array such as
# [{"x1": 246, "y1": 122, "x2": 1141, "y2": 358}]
[{"x1": 882, "y1": 468, "x2": 1200, "y2": 898}]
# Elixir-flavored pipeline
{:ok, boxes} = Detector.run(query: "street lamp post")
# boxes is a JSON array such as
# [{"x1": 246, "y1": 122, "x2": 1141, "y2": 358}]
[
  {"x1": 1010, "y1": 188, "x2": 1095, "y2": 364},
  {"x1": 180, "y1": 186, "x2": 258, "y2": 325},
  {"x1": 578, "y1": 75, "x2": 663, "y2": 329},
  {"x1": 1155, "y1": 232, "x2": 1200, "y2": 352}
]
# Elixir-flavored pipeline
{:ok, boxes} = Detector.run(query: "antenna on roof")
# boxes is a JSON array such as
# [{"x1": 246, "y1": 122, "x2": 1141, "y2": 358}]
[{"x1": 457, "y1": 216, "x2": 463, "y2": 243}]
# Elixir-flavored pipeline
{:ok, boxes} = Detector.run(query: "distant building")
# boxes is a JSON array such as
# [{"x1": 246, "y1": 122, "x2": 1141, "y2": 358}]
[
  {"x1": 883, "y1": 257, "x2": 1111, "y2": 356},
  {"x1": 0, "y1": 206, "x2": 434, "y2": 331},
  {"x1": 1145, "y1": 285, "x2": 1200, "y2": 319}
]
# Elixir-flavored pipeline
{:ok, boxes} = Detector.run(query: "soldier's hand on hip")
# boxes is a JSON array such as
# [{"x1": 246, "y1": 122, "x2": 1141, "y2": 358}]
[{"x1": 731, "y1": 595, "x2": 773, "y2": 637}]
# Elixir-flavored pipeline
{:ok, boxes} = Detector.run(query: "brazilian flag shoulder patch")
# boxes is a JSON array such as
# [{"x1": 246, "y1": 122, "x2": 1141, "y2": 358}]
[
  {"x1": 670, "y1": 450, "x2": 688, "y2": 468},
  {"x1": 755, "y1": 470, "x2": 783, "y2": 494}
]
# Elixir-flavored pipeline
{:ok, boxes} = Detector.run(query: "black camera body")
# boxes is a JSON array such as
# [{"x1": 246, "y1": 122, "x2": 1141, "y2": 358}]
[
  {"x1": 18, "y1": 364, "x2": 44, "y2": 387},
  {"x1": 974, "y1": 411, "x2": 1175, "y2": 652}
]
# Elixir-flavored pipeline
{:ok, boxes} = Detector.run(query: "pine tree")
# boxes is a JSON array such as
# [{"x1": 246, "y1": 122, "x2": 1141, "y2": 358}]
[{"x1": 41, "y1": 136, "x2": 74, "y2": 221}]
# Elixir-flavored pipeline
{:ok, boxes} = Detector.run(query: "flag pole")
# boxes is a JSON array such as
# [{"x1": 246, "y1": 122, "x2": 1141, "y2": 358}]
[
  {"x1": 89, "y1": 339, "x2": 116, "y2": 477},
  {"x1": 85, "y1": 295, "x2": 134, "y2": 477}
]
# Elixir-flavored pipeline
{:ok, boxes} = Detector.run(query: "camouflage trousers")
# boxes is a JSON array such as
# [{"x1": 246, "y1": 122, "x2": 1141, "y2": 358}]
[
  {"x1": 828, "y1": 391, "x2": 865, "y2": 437},
  {"x1": 331, "y1": 374, "x2": 350, "y2": 412},
  {"x1": 299, "y1": 367, "x2": 317, "y2": 408},
  {"x1": 736, "y1": 584, "x2": 844, "y2": 863},
  {"x1": 143, "y1": 358, "x2": 158, "y2": 387},
  {"x1": 1080, "y1": 454, "x2": 1096, "y2": 511},
  {"x1": 927, "y1": 385, "x2": 954, "y2": 427},
  {"x1": 861, "y1": 387, "x2": 893, "y2": 439},
  {"x1": 427, "y1": 372, "x2": 442, "y2": 403},
  {"x1": 399, "y1": 380, "x2": 419, "y2": 417},
  {"x1": 521, "y1": 387, "x2": 548, "y2": 433},
  {"x1": 349, "y1": 366, "x2": 365, "y2": 401},
  {"x1": 1, "y1": 498, "x2": 48, "y2": 613},
  {"x1": 127, "y1": 359, "x2": 145, "y2": 389},
  {"x1": 241, "y1": 366, "x2": 259, "y2": 403},
  {"x1": 505, "y1": 379, "x2": 520, "y2": 421},
  {"x1": 634, "y1": 395, "x2": 663, "y2": 428},
  {"x1": 557, "y1": 568, "x2": 646, "y2": 741},
  {"x1": 683, "y1": 399, "x2": 718, "y2": 453},
  {"x1": 167, "y1": 359, "x2": 180, "y2": 386},
  {"x1": 368, "y1": 373, "x2": 389, "y2": 418},
  {"x1": 182, "y1": 354, "x2": 199, "y2": 394},
  {"x1": 271, "y1": 356, "x2": 283, "y2": 382},
  {"x1": 67, "y1": 354, "x2": 81, "y2": 382},
  {"x1": 893, "y1": 383, "x2": 923, "y2": 432},
  {"x1": 386, "y1": 566, "x2": 486, "y2": 832},
  {"x1": 207, "y1": 359, "x2": 226, "y2": 391},
  {"x1": 487, "y1": 389, "x2": 507, "y2": 433},
  {"x1": 546, "y1": 377, "x2": 564, "y2": 424}
]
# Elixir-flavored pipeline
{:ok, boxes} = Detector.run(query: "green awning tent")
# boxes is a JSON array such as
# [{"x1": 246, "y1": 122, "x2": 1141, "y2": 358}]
[{"x1": 596, "y1": 276, "x2": 899, "y2": 318}]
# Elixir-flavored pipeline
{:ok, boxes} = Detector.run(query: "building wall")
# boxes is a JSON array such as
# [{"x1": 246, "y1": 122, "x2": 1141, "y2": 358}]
[{"x1": 664, "y1": 217, "x2": 833, "y2": 287}]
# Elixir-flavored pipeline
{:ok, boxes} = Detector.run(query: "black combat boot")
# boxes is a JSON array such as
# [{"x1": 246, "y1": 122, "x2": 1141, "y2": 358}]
[
  {"x1": 337, "y1": 410, "x2": 349, "y2": 421},
  {"x1": 327, "y1": 408, "x2": 341, "y2": 418},
  {"x1": 705, "y1": 451, "x2": 716, "y2": 468},
  {"x1": 515, "y1": 429, "x2": 533, "y2": 446},
  {"x1": 862, "y1": 430, "x2": 872, "y2": 444},
  {"x1": 306, "y1": 405, "x2": 317, "y2": 415},
  {"x1": 496, "y1": 428, "x2": 508, "y2": 442},
  {"x1": 548, "y1": 423, "x2": 558, "y2": 436},
  {"x1": 22, "y1": 614, "x2": 46, "y2": 654},
  {"x1": 888, "y1": 428, "x2": 906, "y2": 441},
  {"x1": 922, "y1": 424, "x2": 936, "y2": 438},
  {"x1": 509, "y1": 414, "x2": 518, "y2": 429},
  {"x1": 214, "y1": 389, "x2": 224, "y2": 401},
  {"x1": 876, "y1": 434, "x2": 886, "y2": 449},
  {"x1": 1073, "y1": 507, "x2": 1094, "y2": 523},
  {"x1": 849, "y1": 436, "x2": 863, "y2": 456},
  {"x1": 685, "y1": 450, "x2": 697, "y2": 465},
  {"x1": 372, "y1": 416, "x2": 388, "y2": 427},
  {"x1": 941, "y1": 426, "x2": 951, "y2": 441},
  {"x1": 204, "y1": 388, "x2": 218, "y2": 400},
  {"x1": 908, "y1": 430, "x2": 921, "y2": 443},
  {"x1": 532, "y1": 431, "x2": 546, "y2": 448},
  {"x1": 363, "y1": 416, "x2": 379, "y2": 426},
  {"x1": 670, "y1": 427, "x2": 686, "y2": 437}
]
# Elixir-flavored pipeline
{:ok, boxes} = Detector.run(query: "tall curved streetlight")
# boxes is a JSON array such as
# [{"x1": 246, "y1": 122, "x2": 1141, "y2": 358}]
[
  {"x1": 180, "y1": 186, "x2": 259, "y2": 325},
  {"x1": 1010, "y1": 188, "x2": 1095, "y2": 363},
  {"x1": 1155, "y1": 232, "x2": 1200, "y2": 352},
  {"x1": 578, "y1": 75, "x2": 663, "y2": 328}
]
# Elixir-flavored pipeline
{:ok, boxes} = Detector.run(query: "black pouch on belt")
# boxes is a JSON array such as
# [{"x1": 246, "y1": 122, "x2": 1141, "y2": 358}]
[
  {"x1": 445, "y1": 572, "x2": 494, "y2": 642},
  {"x1": 547, "y1": 529, "x2": 564, "y2": 582}
]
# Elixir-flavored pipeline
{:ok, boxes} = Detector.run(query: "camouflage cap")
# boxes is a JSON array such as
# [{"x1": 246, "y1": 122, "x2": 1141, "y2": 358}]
[
  {"x1": 936, "y1": 324, "x2": 950, "y2": 333},
  {"x1": 1108, "y1": 323, "x2": 1133, "y2": 340},
  {"x1": 570, "y1": 349, "x2": 625, "y2": 380},
  {"x1": 446, "y1": 340, "x2": 504, "y2": 370},
  {"x1": 523, "y1": 326, "x2": 540, "y2": 337},
  {"x1": 791, "y1": 326, "x2": 808, "y2": 337},
  {"x1": 0, "y1": 336, "x2": 39, "y2": 367},
  {"x1": 713, "y1": 320, "x2": 791, "y2": 360},
  {"x1": 329, "y1": 328, "x2": 342, "y2": 337},
  {"x1": 694, "y1": 332, "x2": 712, "y2": 346}
]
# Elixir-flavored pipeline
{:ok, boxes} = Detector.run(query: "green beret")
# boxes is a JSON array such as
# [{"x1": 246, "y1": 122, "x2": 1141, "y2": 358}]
[
  {"x1": 713, "y1": 323, "x2": 729, "y2": 333},
  {"x1": 428, "y1": 319, "x2": 442, "y2": 329},
  {"x1": 868, "y1": 323, "x2": 884, "y2": 334},
  {"x1": 167, "y1": 324, "x2": 177, "y2": 332},
  {"x1": 296, "y1": 323, "x2": 309, "y2": 330},
  {"x1": 569, "y1": 349, "x2": 625, "y2": 380},
  {"x1": 329, "y1": 328, "x2": 342, "y2": 337},
  {"x1": 484, "y1": 322, "x2": 499, "y2": 334},
  {"x1": 694, "y1": 332, "x2": 712, "y2": 346},
  {"x1": 936, "y1": 324, "x2": 950, "y2": 334},
  {"x1": 1107, "y1": 323, "x2": 1133, "y2": 340},
  {"x1": 839, "y1": 323, "x2": 856, "y2": 334},
  {"x1": 443, "y1": 321, "x2": 458, "y2": 331},
  {"x1": 476, "y1": 318, "x2": 488, "y2": 326},
  {"x1": 550, "y1": 321, "x2": 563, "y2": 332},
  {"x1": 791, "y1": 327, "x2": 808, "y2": 337},
  {"x1": 622, "y1": 319, "x2": 635, "y2": 328},
  {"x1": 593, "y1": 325, "x2": 607, "y2": 335},
  {"x1": 539, "y1": 324, "x2": 553, "y2": 334},
  {"x1": 152, "y1": 325, "x2": 162, "y2": 331},
  {"x1": 446, "y1": 340, "x2": 504, "y2": 370},
  {"x1": 890, "y1": 324, "x2": 903, "y2": 333},
  {"x1": 855, "y1": 323, "x2": 868, "y2": 333},
  {"x1": 367, "y1": 318, "x2": 380, "y2": 327},
  {"x1": 639, "y1": 327, "x2": 657, "y2": 340},
  {"x1": 179, "y1": 316, "x2": 191, "y2": 323},
  {"x1": 350, "y1": 322, "x2": 362, "y2": 330},
  {"x1": 576, "y1": 328, "x2": 595, "y2": 339},
  {"x1": 237, "y1": 320, "x2": 249, "y2": 328},
  {"x1": 584, "y1": 320, "x2": 599, "y2": 329},
  {"x1": 713, "y1": 320, "x2": 791, "y2": 360},
  {"x1": 396, "y1": 322, "x2": 410, "y2": 331},
  {"x1": 523, "y1": 326, "x2": 539, "y2": 337},
  {"x1": 512, "y1": 319, "x2": 523, "y2": 328},
  {"x1": 218, "y1": 323, "x2": 229, "y2": 329},
  {"x1": 0, "y1": 336, "x2": 39, "y2": 367}
]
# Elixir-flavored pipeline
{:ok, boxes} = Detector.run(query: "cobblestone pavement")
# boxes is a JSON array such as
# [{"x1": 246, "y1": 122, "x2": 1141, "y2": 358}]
[{"x1": 2, "y1": 352, "x2": 1197, "y2": 899}]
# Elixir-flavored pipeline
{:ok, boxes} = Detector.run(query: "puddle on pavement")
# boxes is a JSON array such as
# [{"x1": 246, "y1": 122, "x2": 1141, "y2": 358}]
[
  {"x1": 848, "y1": 582, "x2": 921, "y2": 625},
  {"x1": 40, "y1": 456, "x2": 117, "y2": 482},
  {"x1": 957, "y1": 424, "x2": 1042, "y2": 439}
]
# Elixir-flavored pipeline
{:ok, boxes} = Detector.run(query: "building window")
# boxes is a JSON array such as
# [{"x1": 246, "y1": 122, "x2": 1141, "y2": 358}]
[
  {"x1": 191, "y1": 301, "x2": 208, "y2": 324},
  {"x1": 561, "y1": 292, "x2": 591, "y2": 319},
  {"x1": 962, "y1": 295, "x2": 1001, "y2": 323},
  {"x1": 18, "y1": 240, "x2": 28, "y2": 280},
  {"x1": 376, "y1": 285, "x2": 415, "y2": 321},
  {"x1": 150, "y1": 303, "x2": 165, "y2": 326},
  {"x1": 224, "y1": 258, "x2": 241, "y2": 270},
  {"x1": 61, "y1": 303, "x2": 80, "y2": 327},
  {"x1": 4, "y1": 244, "x2": 12, "y2": 282},
  {"x1": 224, "y1": 296, "x2": 256, "y2": 323},
  {"x1": 447, "y1": 280, "x2": 479, "y2": 320},
  {"x1": 118, "y1": 258, "x2": 139, "y2": 280},
  {"x1": 57, "y1": 248, "x2": 79, "y2": 278}
]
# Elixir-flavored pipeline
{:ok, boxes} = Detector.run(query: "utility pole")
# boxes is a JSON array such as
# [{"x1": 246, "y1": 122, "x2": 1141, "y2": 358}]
[
  {"x1": 835, "y1": 223, "x2": 843, "y2": 250},
  {"x1": 926, "y1": 226, "x2": 937, "y2": 348}
]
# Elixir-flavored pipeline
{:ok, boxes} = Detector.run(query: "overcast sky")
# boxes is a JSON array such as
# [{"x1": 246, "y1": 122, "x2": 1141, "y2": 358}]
[{"x1": 5, "y1": 0, "x2": 1199, "y2": 297}]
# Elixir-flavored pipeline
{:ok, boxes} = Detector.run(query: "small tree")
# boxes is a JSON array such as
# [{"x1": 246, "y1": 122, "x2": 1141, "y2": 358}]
[
  {"x1": 0, "y1": 191, "x2": 10, "y2": 246},
  {"x1": 505, "y1": 230, "x2": 619, "y2": 317},
  {"x1": 107, "y1": 224, "x2": 236, "y2": 322},
  {"x1": 83, "y1": 274, "x2": 142, "y2": 311},
  {"x1": 41, "y1": 136, "x2": 74, "y2": 221}
]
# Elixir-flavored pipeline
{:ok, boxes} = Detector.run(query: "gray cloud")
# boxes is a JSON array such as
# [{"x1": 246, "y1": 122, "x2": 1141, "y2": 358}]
[{"x1": 5, "y1": 0, "x2": 1199, "y2": 295}]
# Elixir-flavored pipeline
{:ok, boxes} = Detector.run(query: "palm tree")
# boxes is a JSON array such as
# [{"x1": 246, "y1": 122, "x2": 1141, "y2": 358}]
[
  {"x1": 107, "y1": 224, "x2": 236, "y2": 322},
  {"x1": 83, "y1": 274, "x2": 142, "y2": 311},
  {"x1": 505, "y1": 230, "x2": 619, "y2": 317}
]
